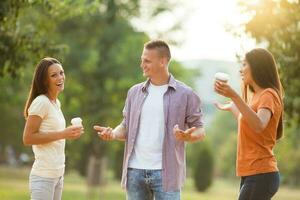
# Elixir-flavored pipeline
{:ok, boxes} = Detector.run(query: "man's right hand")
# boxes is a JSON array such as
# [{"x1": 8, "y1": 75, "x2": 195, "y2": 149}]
[{"x1": 93, "y1": 125, "x2": 115, "y2": 141}]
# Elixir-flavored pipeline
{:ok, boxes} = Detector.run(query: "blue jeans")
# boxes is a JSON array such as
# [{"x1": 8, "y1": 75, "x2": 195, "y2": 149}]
[
  {"x1": 29, "y1": 174, "x2": 64, "y2": 200},
  {"x1": 126, "y1": 168, "x2": 180, "y2": 200},
  {"x1": 238, "y1": 172, "x2": 280, "y2": 200}
]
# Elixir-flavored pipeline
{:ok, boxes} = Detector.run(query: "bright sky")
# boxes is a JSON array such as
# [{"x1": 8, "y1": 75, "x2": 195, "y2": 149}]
[{"x1": 132, "y1": 0, "x2": 259, "y2": 62}]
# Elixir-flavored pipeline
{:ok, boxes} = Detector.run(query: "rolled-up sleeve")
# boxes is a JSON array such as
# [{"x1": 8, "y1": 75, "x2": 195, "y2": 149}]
[
  {"x1": 121, "y1": 88, "x2": 132, "y2": 131},
  {"x1": 121, "y1": 102, "x2": 127, "y2": 128},
  {"x1": 185, "y1": 90, "x2": 204, "y2": 128}
]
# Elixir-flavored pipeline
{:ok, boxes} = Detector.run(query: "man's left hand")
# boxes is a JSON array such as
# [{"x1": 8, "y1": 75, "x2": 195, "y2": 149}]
[{"x1": 173, "y1": 124, "x2": 196, "y2": 142}]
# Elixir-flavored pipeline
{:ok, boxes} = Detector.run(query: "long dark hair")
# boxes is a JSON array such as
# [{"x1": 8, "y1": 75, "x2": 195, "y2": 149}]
[
  {"x1": 24, "y1": 57, "x2": 61, "y2": 118},
  {"x1": 243, "y1": 48, "x2": 284, "y2": 140}
]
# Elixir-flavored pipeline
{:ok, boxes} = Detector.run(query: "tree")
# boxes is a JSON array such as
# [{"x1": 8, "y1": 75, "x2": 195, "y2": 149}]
[
  {"x1": 242, "y1": 0, "x2": 300, "y2": 127},
  {"x1": 0, "y1": 0, "x2": 95, "y2": 77},
  {"x1": 55, "y1": 0, "x2": 196, "y2": 187},
  {"x1": 0, "y1": 0, "x2": 200, "y2": 190},
  {"x1": 242, "y1": 0, "x2": 300, "y2": 185},
  {"x1": 218, "y1": 133, "x2": 237, "y2": 178},
  {"x1": 191, "y1": 141, "x2": 214, "y2": 192}
]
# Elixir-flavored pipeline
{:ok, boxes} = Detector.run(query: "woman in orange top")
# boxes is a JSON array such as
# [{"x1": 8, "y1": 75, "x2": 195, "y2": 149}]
[{"x1": 214, "y1": 48, "x2": 284, "y2": 200}]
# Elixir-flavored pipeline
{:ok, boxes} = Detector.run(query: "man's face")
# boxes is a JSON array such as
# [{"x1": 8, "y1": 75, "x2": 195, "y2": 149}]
[{"x1": 140, "y1": 48, "x2": 165, "y2": 79}]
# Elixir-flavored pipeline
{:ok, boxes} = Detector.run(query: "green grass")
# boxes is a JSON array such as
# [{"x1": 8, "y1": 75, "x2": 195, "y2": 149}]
[{"x1": 0, "y1": 166, "x2": 299, "y2": 200}]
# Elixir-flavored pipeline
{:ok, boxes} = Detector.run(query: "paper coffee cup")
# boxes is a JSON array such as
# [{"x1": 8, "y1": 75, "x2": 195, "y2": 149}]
[
  {"x1": 215, "y1": 72, "x2": 229, "y2": 82},
  {"x1": 71, "y1": 117, "x2": 82, "y2": 126}
]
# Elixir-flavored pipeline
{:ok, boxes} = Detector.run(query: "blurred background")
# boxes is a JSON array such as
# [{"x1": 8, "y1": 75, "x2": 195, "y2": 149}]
[{"x1": 0, "y1": 0, "x2": 300, "y2": 199}]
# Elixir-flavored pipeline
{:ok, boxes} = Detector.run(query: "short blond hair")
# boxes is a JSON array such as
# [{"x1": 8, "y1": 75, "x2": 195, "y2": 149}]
[{"x1": 144, "y1": 40, "x2": 171, "y2": 61}]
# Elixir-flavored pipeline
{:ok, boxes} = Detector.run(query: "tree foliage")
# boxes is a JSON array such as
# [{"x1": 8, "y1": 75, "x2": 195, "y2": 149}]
[
  {"x1": 242, "y1": 0, "x2": 300, "y2": 126},
  {"x1": 0, "y1": 0, "x2": 94, "y2": 77},
  {"x1": 242, "y1": 0, "x2": 300, "y2": 185},
  {"x1": 0, "y1": 0, "x2": 199, "y2": 186},
  {"x1": 192, "y1": 141, "x2": 214, "y2": 192}
]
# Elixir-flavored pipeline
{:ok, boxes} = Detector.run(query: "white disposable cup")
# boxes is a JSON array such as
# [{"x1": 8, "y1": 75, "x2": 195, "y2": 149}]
[
  {"x1": 215, "y1": 72, "x2": 229, "y2": 82},
  {"x1": 71, "y1": 117, "x2": 82, "y2": 127}
]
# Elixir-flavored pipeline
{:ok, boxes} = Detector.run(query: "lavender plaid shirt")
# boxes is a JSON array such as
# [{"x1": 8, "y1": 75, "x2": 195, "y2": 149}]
[{"x1": 120, "y1": 75, "x2": 204, "y2": 192}]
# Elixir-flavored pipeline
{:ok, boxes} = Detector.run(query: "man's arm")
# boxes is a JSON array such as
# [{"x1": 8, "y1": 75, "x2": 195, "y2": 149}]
[
  {"x1": 177, "y1": 89, "x2": 205, "y2": 142},
  {"x1": 173, "y1": 125, "x2": 205, "y2": 142},
  {"x1": 112, "y1": 124, "x2": 126, "y2": 141},
  {"x1": 94, "y1": 123, "x2": 126, "y2": 141},
  {"x1": 190, "y1": 127, "x2": 205, "y2": 142}
]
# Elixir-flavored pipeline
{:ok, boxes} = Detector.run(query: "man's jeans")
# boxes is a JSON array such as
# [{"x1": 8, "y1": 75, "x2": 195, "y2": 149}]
[{"x1": 127, "y1": 168, "x2": 180, "y2": 200}]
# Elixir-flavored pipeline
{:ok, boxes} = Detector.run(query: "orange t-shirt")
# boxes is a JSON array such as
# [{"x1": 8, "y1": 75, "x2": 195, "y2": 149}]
[{"x1": 237, "y1": 88, "x2": 282, "y2": 177}]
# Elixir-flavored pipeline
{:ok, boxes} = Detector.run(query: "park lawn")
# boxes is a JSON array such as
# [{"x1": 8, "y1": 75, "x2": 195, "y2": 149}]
[{"x1": 0, "y1": 166, "x2": 299, "y2": 200}]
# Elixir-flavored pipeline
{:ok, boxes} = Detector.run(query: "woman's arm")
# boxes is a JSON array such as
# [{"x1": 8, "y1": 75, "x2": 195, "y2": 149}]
[
  {"x1": 231, "y1": 94, "x2": 272, "y2": 132},
  {"x1": 23, "y1": 115, "x2": 83, "y2": 145},
  {"x1": 214, "y1": 101, "x2": 240, "y2": 120},
  {"x1": 215, "y1": 80, "x2": 272, "y2": 133}
]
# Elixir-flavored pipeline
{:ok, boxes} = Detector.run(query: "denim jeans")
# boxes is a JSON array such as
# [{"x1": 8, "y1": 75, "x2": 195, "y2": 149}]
[
  {"x1": 126, "y1": 168, "x2": 180, "y2": 200},
  {"x1": 238, "y1": 172, "x2": 280, "y2": 200},
  {"x1": 29, "y1": 174, "x2": 64, "y2": 200}
]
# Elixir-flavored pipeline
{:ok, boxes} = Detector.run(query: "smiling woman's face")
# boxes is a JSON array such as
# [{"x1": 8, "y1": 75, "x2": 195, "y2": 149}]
[
  {"x1": 46, "y1": 63, "x2": 65, "y2": 94},
  {"x1": 240, "y1": 59, "x2": 254, "y2": 86}
]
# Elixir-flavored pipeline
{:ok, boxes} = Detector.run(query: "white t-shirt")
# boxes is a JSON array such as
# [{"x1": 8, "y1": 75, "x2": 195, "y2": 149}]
[
  {"x1": 129, "y1": 83, "x2": 168, "y2": 169},
  {"x1": 28, "y1": 94, "x2": 66, "y2": 178}
]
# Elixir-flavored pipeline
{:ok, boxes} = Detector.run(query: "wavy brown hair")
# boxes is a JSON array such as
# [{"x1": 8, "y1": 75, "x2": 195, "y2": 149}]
[
  {"x1": 24, "y1": 57, "x2": 61, "y2": 118},
  {"x1": 243, "y1": 48, "x2": 284, "y2": 140}
]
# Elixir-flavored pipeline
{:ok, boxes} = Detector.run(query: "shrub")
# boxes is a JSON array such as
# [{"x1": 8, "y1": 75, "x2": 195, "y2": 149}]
[{"x1": 192, "y1": 142, "x2": 214, "y2": 192}]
